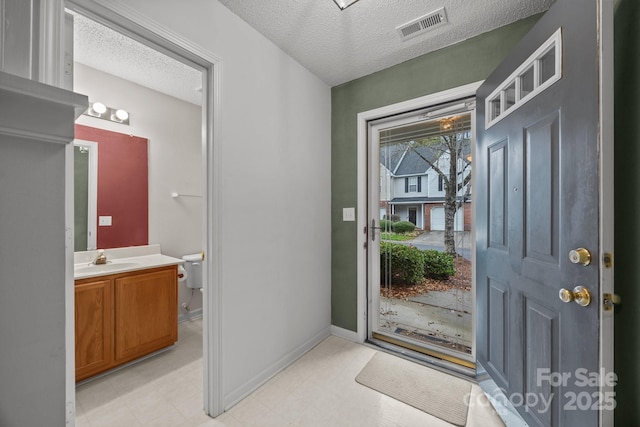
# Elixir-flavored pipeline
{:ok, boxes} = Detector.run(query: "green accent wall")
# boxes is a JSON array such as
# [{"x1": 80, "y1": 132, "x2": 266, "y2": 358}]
[
  {"x1": 614, "y1": 0, "x2": 640, "y2": 423},
  {"x1": 331, "y1": 15, "x2": 542, "y2": 331}
]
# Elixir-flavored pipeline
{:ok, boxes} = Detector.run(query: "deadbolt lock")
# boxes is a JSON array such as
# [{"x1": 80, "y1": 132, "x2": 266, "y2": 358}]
[
  {"x1": 603, "y1": 293, "x2": 621, "y2": 311},
  {"x1": 559, "y1": 286, "x2": 592, "y2": 307},
  {"x1": 569, "y1": 248, "x2": 591, "y2": 266}
]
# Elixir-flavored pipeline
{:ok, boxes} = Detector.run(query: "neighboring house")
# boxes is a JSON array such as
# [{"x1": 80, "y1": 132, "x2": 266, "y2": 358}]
[{"x1": 380, "y1": 142, "x2": 471, "y2": 231}]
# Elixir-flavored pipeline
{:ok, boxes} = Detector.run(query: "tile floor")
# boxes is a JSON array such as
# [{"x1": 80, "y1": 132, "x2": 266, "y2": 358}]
[{"x1": 76, "y1": 319, "x2": 505, "y2": 427}]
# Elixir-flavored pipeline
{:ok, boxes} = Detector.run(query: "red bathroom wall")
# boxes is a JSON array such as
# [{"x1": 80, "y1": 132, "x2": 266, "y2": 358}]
[{"x1": 75, "y1": 125, "x2": 148, "y2": 249}]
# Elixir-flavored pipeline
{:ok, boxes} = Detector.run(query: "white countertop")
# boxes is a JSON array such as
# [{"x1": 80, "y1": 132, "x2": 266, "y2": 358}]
[{"x1": 74, "y1": 245, "x2": 184, "y2": 280}]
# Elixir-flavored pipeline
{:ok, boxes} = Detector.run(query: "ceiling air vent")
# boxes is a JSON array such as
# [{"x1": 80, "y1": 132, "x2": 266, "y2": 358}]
[{"x1": 396, "y1": 7, "x2": 448, "y2": 41}]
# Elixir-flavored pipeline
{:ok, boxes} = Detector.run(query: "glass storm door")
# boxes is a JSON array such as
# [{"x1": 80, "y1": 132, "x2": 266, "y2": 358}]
[{"x1": 368, "y1": 100, "x2": 476, "y2": 367}]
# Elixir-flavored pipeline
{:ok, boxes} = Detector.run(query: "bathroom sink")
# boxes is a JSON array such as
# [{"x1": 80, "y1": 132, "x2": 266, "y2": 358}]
[{"x1": 74, "y1": 261, "x2": 142, "y2": 275}]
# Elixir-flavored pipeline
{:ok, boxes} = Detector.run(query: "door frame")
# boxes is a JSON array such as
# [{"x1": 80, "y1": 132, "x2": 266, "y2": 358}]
[
  {"x1": 356, "y1": 81, "x2": 482, "y2": 344},
  {"x1": 598, "y1": 1, "x2": 615, "y2": 426},
  {"x1": 61, "y1": 0, "x2": 225, "y2": 419}
]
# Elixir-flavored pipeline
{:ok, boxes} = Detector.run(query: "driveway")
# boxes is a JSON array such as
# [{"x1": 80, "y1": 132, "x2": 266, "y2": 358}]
[{"x1": 394, "y1": 231, "x2": 472, "y2": 260}]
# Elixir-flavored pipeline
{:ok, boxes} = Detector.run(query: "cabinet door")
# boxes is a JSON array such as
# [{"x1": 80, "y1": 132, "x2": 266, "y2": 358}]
[
  {"x1": 114, "y1": 267, "x2": 177, "y2": 363},
  {"x1": 75, "y1": 278, "x2": 112, "y2": 381}
]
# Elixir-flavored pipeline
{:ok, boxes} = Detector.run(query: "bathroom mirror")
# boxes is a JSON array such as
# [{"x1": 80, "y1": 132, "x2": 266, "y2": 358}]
[
  {"x1": 74, "y1": 140, "x2": 98, "y2": 251},
  {"x1": 74, "y1": 125, "x2": 149, "y2": 251}
]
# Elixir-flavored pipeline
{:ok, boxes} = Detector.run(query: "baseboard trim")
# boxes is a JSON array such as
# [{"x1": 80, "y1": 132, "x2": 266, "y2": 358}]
[
  {"x1": 331, "y1": 325, "x2": 361, "y2": 342},
  {"x1": 178, "y1": 308, "x2": 203, "y2": 323},
  {"x1": 223, "y1": 325, "x2": 331, "y2": 410}
]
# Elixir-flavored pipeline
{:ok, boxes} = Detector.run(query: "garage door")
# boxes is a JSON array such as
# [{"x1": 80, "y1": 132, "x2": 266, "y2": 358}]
[{"x1": 430, "y1": 206, "x2": 463, "y2": 231}]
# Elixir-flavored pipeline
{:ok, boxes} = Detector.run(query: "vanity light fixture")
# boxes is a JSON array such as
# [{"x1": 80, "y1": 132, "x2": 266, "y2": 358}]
[
  {"x1": 84, "y1": 101, "x2": 130, "y2": 125},
  {"x1": 333, "y1": 0, "x2": 360, "y2": 10}
]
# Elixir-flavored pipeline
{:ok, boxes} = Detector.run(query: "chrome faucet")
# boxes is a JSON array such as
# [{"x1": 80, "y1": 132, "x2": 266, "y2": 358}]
[{"x1": 93, "y1": 249, "x2": 108, "y2": 265}]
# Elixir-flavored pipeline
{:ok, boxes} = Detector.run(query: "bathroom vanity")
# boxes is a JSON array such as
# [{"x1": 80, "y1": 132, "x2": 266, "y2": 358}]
[{"x1": 74, "y1": 245, "x2": 183, "y2": 381}]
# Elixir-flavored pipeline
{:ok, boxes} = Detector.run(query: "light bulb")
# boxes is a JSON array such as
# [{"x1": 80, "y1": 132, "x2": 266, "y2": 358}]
[
  {"x1": 114, "y1": 109, "x2": 129, "y2": 121},
  {"x1": 92, "y1": 102, "x2": 107, "y2": 114}
]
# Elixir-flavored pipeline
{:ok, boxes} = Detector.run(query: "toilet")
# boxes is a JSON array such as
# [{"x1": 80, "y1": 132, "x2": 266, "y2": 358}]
[{"x1": 181, "y1": 253, "x2": 203, "y2": 289}]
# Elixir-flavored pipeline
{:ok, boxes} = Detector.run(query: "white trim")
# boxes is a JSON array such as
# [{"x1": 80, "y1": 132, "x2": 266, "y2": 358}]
[
  {"x1": 73, "y1": 140, "x2": 98, "y2": 251},
  {"x1": 65, "y1": 141, "x2": 76, "y2": 427},
  {"x1": 470, "y1": 109, "x2": 477, "y2": 360},
  {"x1": 598, "y1": 1, "x2": 614, "y2": 426},
  {"x1": 485, "y1": 28, "x2": 563, "y2": 129},
  {"x1": 64, "y1": 0, "x2": 224, "y2": 417},
  {"x1": 38, "y1": 0, "x2": 65, "y2": 87},
  {"x1": 356, "y1": 81, "x2": 482, "y2": 344},
  {"x1": 331, "y1": 325, "x2": 361, "y2": 342}
]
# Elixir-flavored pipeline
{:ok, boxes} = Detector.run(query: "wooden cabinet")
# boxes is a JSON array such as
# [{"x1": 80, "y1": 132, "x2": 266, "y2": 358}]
[
  {"x1": 114, "y1": 268, "x2": 178, "y2": 364},
  {"x1": 75, "y1": 278, "x2": 113, "y2": 381},
  {"x1": 75, "y1": 265, "x2": 178, "y2": 381}
]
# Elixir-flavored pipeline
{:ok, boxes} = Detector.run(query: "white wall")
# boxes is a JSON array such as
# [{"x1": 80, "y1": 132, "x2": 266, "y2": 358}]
[
  {"x1": 380, "y1": 164, "x2": 392, "y2": 201},
  {"x1": 99, "y1": 0, "x2": 332, "y2": 409},
  {"x1": 427, "y1": 172, "x2": 444, "y2": 196},
  {"x1": 74, "y1": 63, "x2": 203, "y2": 315}
]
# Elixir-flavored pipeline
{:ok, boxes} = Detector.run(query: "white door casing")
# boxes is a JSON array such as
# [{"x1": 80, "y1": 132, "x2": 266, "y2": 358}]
[{"x1": 63, "y1": 0, "x2": 224, "y2": 419}]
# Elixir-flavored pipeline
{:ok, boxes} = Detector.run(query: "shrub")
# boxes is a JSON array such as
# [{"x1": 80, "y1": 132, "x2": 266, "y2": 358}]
[
  {"x1": 423, "y1": 250, "x2": 455, "y2": 279},
  {"x1": 392, "y1": 221, "x2": 416, "y2": 234},
  {"x1": 379, "y1": 219, "x2": 393, "y2": 232},
  {"x1": 380, "y1": 242, "x2": 425, "y2": 286}
]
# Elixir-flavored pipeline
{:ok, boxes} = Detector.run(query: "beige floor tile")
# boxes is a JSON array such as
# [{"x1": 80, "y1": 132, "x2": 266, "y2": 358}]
[
  {"x1": 140, "y1": 404, "x2": 188, "y2": 427},
  {"x1": 465, "y1": 385, "x2": 505, "y2": 427},
  {"x1": 77, "y1": 319, "x2": 508, "y2": 427},
  {"x1": 75, "y1": 413, "x2": 92, "y2": 427},
  {"x1": 84, "y1": 399, "x2": 142, "y2": 427}
]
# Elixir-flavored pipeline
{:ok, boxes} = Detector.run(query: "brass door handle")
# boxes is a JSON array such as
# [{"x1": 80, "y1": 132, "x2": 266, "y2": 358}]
[
  {"x1": 569, "y1": 248, "x2": 591, "y2": 266},
  {"x1": 559, "y1": 286, "x2": 592, "y2": 307}
]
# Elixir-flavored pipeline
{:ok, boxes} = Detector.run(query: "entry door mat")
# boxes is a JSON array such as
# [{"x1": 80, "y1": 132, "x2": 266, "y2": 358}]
[{"x1": 355, "y1": 352, "x2": 471, "y2": 426}]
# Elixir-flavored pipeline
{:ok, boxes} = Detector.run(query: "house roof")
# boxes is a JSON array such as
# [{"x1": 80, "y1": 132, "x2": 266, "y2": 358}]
[
  {"x1": 394, "y1": 145, "x2": 441, "y2": 176},
  {"x1": 379, "y1": 143, "x2": 407, "y2": 174}
]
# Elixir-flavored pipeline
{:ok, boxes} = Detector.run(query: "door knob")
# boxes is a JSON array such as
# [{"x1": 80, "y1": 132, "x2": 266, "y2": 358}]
[
  {"x1": 569, "y1": 248, "x2": 591, "y2": 266},
  {"x1": 559, "y1": 286, "x2": 592, "y2": 307}
]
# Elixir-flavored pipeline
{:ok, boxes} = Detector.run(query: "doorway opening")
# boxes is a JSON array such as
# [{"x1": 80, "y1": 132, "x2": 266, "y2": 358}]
[
  {"x1": 360, "y1": 85, "x2": 480, "y2": 373},
  {"x1": 64, "y1": 0, "x2": 222, "y2": 419}
]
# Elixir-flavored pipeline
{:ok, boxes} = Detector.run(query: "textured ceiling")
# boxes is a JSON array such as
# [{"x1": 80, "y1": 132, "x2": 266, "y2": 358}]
[
  {"x1": 72, "y1": 0, "x2": 552, "y2": 102},
  {"x1": 218, "y1": 0, "x2": 553, "y2": 86},
  {"x1": 72, "y1": 12, "x2": 203, "y2": 106}
]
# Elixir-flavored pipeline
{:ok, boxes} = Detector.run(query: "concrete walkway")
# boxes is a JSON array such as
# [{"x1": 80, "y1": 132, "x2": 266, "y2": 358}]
[{"x1": 380, "y1": 293, "x2": 472, "y2": 353}]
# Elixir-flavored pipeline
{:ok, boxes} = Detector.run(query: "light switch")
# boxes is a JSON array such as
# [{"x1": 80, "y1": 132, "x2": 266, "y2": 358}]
[
  {"x1": 99, "y1": 216, "x2": 112, "y2": 226},
  {"x1": 343, "y1": 207, "x2": 355, "y2": 222}
]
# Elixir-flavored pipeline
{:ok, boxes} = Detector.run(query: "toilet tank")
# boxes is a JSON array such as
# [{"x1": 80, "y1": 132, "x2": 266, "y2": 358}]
[{"x1": 181, "y1": 253, "x2": 203, "y2": 289}]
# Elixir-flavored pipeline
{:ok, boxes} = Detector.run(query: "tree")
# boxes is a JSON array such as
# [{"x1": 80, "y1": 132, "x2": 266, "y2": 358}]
[{"x1": 405, "y1": 117, "x2": 471, "y2": 255}]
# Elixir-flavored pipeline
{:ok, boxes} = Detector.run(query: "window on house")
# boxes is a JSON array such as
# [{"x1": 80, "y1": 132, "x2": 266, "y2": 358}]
[
  {"x1": 410, "y1": 177, "x2": 417, "y2": 192},
  {"x1": 405, "y1": 176, "x2": 421, "y2": 193},
  {"x1": 438, "y1": 175, "x2": 444, "y2": 192}
]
